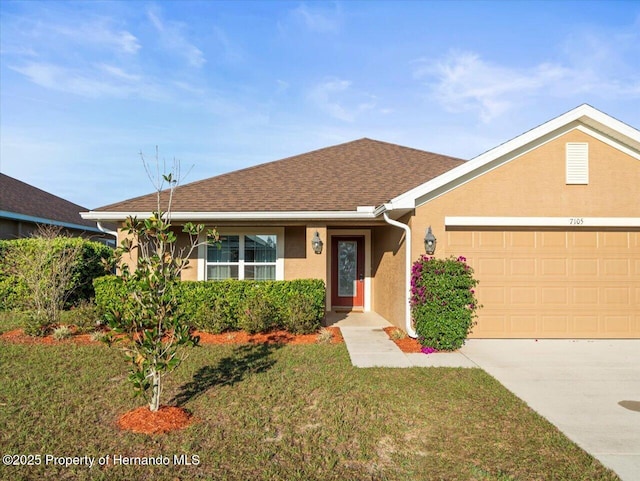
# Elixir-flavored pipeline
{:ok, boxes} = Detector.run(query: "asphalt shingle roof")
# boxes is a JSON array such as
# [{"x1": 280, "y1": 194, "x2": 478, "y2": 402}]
[
  {"x1": 95, "y1": 138, "x2": 465, "y2": 213},
  {"x1": 0, "y1": 173, "x2": 97, "y2": 228}
]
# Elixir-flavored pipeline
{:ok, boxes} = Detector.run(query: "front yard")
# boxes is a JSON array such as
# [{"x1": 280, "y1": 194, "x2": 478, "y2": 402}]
[{"x1": 0, "y1": 324, "x2": 619, "y2": 481}]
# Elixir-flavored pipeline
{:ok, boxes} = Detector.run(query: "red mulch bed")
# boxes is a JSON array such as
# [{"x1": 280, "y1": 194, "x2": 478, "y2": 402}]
[
  {"x1": 383, "y1": 326, "x2": 423, "y2": 353},
  {"x1": 194, "y1": 327, "x2": 343, "y2": 345},
  {"x1": 0, "y1": 327, "x2": 344, "y2": 346},
  {"x1": 117, "y1": 405, "x2": 194, "y2": 434},
  {"x1": 0, "y1": 328, "x2": 95, "y2": 345}
]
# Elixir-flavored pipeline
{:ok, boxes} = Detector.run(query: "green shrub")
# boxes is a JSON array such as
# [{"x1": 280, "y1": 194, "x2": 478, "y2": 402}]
[
  {"x1": 191, "y1": 297, "x2": 235, "y2": 334},
  {"x1": 410, "y1": 255, "x2": 481, "y2": 351},
  {"x1": 237, "y1": 289, "x2": 277, "y2": 334},
  {"x1": 0, "y1": 276, "x2": 28, "y2": 311},
  {"x1": 283, "y1": 293, "x2": 321, "y2": 334},
  {"x1": 0, "y1": 237, "x2": 113, "y2": 311},
  {"x1": 94, "y1": 277, "x2": 326, "y2": 335},
  {"x1": 23, "y1": 311, "x2": 51, "y2": 337}
]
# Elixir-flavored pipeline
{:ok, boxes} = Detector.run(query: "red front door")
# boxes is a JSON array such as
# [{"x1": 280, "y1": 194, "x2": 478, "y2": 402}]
[{"x1": 331, "y1": 236, "x2": 365, "y2": 309}]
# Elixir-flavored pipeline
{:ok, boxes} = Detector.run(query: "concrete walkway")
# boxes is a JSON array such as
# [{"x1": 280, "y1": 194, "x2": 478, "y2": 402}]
[{"x1": 327, "y1": 311, "x2": 476, "y2": 368}]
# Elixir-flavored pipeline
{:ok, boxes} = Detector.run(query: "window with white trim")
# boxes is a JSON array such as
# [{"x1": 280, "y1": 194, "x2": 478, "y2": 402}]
[
  {"x1": 566, "y1": 142, "x2": 589, "y2": 184},
  {"x1": 206, "y1": 234, "x2": 278, "y2": 280}
]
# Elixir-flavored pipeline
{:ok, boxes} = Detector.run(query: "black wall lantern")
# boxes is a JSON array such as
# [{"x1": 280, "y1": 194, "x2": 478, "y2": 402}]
[
  {"x1": 424, "y1": 226, "x2": 437, "y2": 255},
  {"x1": 311, "y1": 231, "x2": 323, "y2": 254}
]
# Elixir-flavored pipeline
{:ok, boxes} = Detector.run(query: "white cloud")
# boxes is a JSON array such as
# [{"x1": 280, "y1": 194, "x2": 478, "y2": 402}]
[
  {"x1": 290, "y1": 3, "x2": 343, "y2": 33},
  {"x1": 414, "y1": 51, "x2": 573, "y2": 122},
  {"x1": 147, "y1": 8, "x2": 205, "y2": 68},
  {"x1": 308, "y1": 78, "x2": 377, "y2": 122},
  {"x1": 10, "y1": 62, "x2": 169, "y2": 101}
]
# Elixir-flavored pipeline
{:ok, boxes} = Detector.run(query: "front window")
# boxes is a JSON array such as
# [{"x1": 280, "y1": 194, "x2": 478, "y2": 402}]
[{"x1": 206, "y1": 234, "x2": 277, "y2": 281}]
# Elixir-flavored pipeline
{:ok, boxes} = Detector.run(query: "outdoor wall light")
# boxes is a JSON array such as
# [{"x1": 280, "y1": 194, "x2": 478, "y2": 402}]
[
  {"x1": 424, "y1": 226, "x2": 437, "y2": 255},
  {"x1": 311, "y1": 231, "x2": 324, "y2": 254}
]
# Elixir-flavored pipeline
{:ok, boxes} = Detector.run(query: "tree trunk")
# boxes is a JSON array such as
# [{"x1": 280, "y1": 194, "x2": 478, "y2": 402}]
[{"x1": 149, "y1": 369, "x2": 161, "y2": 412}]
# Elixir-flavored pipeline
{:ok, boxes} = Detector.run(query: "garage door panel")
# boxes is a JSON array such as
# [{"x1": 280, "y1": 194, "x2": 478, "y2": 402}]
[
  {"x1": 542, "y1": 316, "x2": 569, "y2": 333},
  {"x1": 476, "y1": 285, "x2": 506, "y2": 305},
  {"x1": 541, "y1": 232, "x2": 567, "y2": 248},
  {"x1": 510, "y1": 258, "x2": 536, "y2": 276},
  {"x1": 603, "y1": 287, "x2": 630, "y2": 304},
  {"x1": 509, "y1": 315, "x2": 537, "y2": 335},
  {"x1": 572, "y1": 287, "x2": 599, "y2": 304},
  {"x1": 572, "y1": 316, "x2": 599, "y2": 333},
  {"x1": 602, "y1": 232, "x2": 629, "y2": 248},
  {"x1": 603, "y1": 259, "x2": 629, "y2": 276},
  {"x1": 572, "y1": 258, "x2": 598, "y2": 276},
  {"x1": 604, "y1": 316, "x2": 631, "y2": 334},
  {"x1": 477, "y1": 258, "x2": 506, "y2": 275},
  {"x1": 509, "y1": 231, "x2": 536, "y2": 248},
  {"x1": 478, "y1": 231, "x2": 505, "y2": 247},
  {"x1": 447, "y1": 230, "x2": 473, "y2": 248},
  {"x1": 541, "y1": 258, "x2": 567, "y2": 276},
  {"x1": 459, "y1": 227, "x2": 639, "y2": 339},
  {"x1": 510, "y1": 287, "x2": 536, "y2": 305},
  {"x1": 570, "y1": 232, "x2": 598, "y2": 249},
  {"x1": 541, "y1": 287, "x2": 568, "y2": 304}
]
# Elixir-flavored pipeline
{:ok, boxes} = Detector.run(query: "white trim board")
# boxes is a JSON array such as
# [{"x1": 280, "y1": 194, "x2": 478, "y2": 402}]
[{"x1": 445, "y1": 216, "x2": 640, "y2": 228}]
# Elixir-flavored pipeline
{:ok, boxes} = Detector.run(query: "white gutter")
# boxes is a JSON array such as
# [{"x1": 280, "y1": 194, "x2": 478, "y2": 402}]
[
  {"x1": 96, "y1": 222, "x2": 118, "y2": 238},
  {"x1": 382, "y1": 211, "x2": 417, "y2": 338},
  {"x1": 81, "y1": 210, "x2": 379, "y2": 222}
]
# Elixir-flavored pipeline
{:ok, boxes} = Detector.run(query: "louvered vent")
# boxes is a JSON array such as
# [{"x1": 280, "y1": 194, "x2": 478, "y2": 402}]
[{"x1": 566, "y1": 142, "x2": 589, "y2": 184}]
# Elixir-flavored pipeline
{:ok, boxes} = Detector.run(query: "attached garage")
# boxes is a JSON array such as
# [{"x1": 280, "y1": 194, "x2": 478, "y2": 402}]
[
  {"x1": 398, "y1": 105, "x2": 640, "y2": 339},
  {"x1": 445, "y1": 219, "x2": 640, "y2": 338}
]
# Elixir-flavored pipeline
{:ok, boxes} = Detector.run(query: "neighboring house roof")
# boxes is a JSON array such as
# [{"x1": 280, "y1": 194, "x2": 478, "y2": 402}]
[
  {"x1": 0, "y1": 173, "x2": 102, "y2": 232},
  {"x1": 90, "y1": 138, "x2": 465, "y2": 218}
]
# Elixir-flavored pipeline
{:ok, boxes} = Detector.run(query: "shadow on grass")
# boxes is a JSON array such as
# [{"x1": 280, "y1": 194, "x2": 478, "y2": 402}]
[{"x1": 171, "y1": 342, "x2": 282, "y2": 407}]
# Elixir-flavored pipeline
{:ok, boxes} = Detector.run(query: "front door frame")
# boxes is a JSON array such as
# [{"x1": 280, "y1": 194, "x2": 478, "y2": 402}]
[{"x1": 327, "y1": 229, "x2": 372, "y2": 312}]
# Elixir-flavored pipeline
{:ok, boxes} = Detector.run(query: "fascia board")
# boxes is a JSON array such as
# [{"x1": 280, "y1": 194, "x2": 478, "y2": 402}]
[
  {"x1": 0, "y1": 210, "x2": 103, "y2": 233},
  {"x1": 80, "y1": 210, "x2": 379, "y2": 222}
]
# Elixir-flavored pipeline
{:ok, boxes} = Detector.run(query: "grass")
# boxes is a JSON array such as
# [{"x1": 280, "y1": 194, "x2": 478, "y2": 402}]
[{"x1": 0, "y1": 331, "x2": 619, "y2": 480}]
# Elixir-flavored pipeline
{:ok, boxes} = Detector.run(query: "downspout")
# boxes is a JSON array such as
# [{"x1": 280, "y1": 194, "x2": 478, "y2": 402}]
[
  {"x1": 96, "y1": 222, "x2": 118, "y2": 239},
  {"x1": 382, "y1": 212, "x2": 418, "y2": 338}
]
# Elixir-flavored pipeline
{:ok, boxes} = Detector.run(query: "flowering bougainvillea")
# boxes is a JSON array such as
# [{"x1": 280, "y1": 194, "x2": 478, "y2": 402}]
[{"x1": 410, "y1": 255, "x2": 481, "y2": 351}]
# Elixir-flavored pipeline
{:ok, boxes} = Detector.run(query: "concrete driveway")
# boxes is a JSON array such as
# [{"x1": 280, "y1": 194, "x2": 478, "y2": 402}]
[{"x1": 460, "y1": 339, "x2": 640, "y2": 481}]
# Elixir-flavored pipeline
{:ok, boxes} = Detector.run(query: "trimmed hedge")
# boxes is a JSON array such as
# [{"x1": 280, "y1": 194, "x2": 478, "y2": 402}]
[
  {"x1": 0, "y1": 238, "x2": 113, "y2": 311},
  {"x1": 93, "y1": 276, "x2": 326, "y2": 334}
]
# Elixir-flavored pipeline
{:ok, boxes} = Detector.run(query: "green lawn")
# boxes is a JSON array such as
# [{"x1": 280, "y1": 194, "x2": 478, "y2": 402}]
[{"x1": 0, "y1": 335, "x2": 619, "y2": 480}]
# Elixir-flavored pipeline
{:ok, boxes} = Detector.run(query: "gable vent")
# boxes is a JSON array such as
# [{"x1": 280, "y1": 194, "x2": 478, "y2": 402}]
[{"x1": 566, "y1": 142, "x2": 589, "y2": 184}]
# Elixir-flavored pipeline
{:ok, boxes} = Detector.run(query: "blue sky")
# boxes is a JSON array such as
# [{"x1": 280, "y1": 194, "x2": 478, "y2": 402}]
[{"x1": 1, "y1": 0, "x2": 639, "y2": 209}]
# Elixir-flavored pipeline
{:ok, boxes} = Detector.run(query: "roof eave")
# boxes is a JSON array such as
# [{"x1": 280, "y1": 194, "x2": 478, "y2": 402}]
[
  {"x1": 81, "y1": 209, "x2": 380, "y2": 222},
  {"x1": 1, "y1": 210, "x2": 103, "y2": 233}
]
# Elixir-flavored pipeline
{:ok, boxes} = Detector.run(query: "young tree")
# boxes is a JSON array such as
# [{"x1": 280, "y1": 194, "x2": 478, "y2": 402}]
[
  {"x1": 4, "y1": 225, "x2": 84, "y2": 335},
  {"x1": 106, "y1": 150, "x2": 219, "y2": 412}
]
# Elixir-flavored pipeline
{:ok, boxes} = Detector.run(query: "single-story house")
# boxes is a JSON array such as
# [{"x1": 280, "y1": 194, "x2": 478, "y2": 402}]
[
  {"x1": 82, "y1": 104, "x2": 640, "y2": 338},
  {"x1": 1, "y1": 173, "x2": 115, "y2": 245}
]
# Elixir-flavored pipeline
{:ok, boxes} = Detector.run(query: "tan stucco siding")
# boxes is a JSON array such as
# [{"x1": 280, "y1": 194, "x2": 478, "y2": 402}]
[
  {"x1": 372, "y1": 222, "x2": 409, "y2": 329},
  {"x1": 413, "y1": 129, "x2": 640, "y2": 338},
  {"x1": 284, "y1": 225, "x2": 327, "y2": 283}
]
